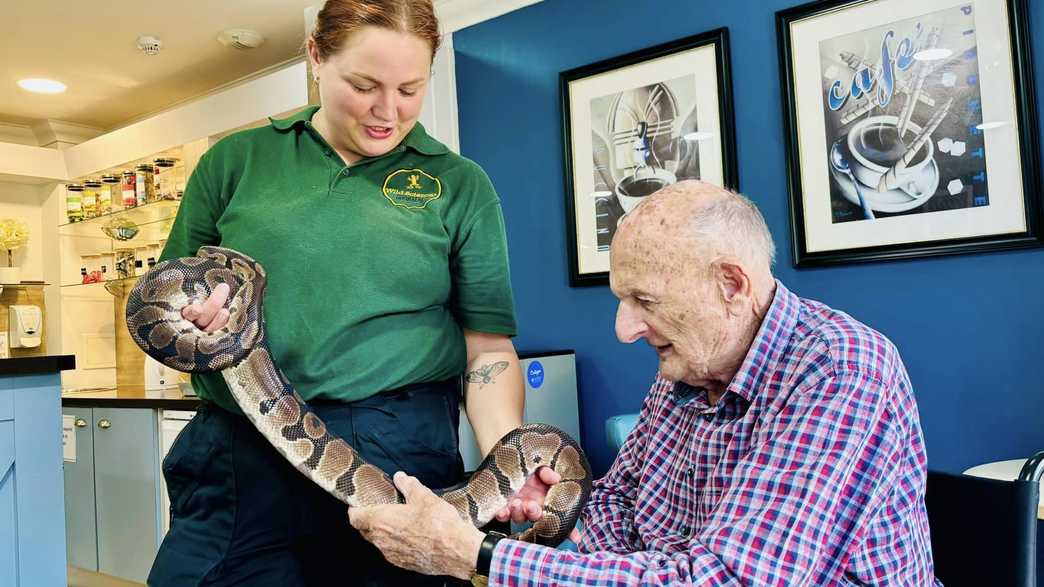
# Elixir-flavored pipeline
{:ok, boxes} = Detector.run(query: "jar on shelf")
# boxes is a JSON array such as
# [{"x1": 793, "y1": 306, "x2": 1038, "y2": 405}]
[
  {"x1": 135, "y1": 164, "x2": 155, "y2": 205},
  {"x1": 174, "y1": 163, "x2": 186, "y2": 199},
  {"x1": 154, "y1": 158, "x2": 177, "y2": 200},
  {"x1": 83, "y1": 179, "x2": 102, "y2": 218},
  {"x1": 121, "y1": 171, "x2": 137, "y2": 208},
  {"x1": 66, "y1": 183, "x2": 85, "y2": 223},
  {"x1": 100, "y1": 175, "x2": 119, "y2": 215},
  {"x1": 114, "y1": 248, "x2": 136, "y2": 279}
]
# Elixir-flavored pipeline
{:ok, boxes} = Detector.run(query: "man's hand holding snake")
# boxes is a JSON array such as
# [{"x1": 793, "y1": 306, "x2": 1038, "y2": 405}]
[{"x1": 350, "y1": 472, "x2": 486, "y2": 579}]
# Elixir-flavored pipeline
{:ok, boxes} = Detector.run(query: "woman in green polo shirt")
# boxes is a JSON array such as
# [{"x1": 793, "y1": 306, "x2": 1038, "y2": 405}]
[{"x1": 148, "y1": 1, "x2": 557, "y2": 585}]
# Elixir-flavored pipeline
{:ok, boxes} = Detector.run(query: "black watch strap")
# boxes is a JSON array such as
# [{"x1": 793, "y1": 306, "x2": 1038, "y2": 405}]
[{"x1": 476, "y1": 531, "x2": 508, "y2": 577}]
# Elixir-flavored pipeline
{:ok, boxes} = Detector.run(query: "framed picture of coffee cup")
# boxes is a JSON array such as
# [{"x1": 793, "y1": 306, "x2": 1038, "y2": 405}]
[
  {"x1": 778, "y1": 0, "x2": 1042, "y2": 267},
  {"x1": 560, "y1": 28, "x2": 739, "y2": 286}
]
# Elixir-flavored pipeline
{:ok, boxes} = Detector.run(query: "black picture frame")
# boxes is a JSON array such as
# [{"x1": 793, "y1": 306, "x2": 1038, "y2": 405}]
[
  {"x1": 560, "y1": 28, "x2": 739, "y2": 286},
  {"x1": 777, "y1": 0, "x2": 1041, "y2": 267}
]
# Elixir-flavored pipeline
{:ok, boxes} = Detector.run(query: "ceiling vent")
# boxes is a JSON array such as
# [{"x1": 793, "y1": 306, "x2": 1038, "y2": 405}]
[
  {"x1": 218, "y1": 29, "x2": 266, "y2": 50},
  {"x1": 137, "y1": 35, "x2": 163, "y2": 56}
]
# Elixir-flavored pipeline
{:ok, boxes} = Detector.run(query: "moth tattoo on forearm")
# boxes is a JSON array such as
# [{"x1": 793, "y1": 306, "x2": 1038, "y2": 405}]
[{"x1": 465, "y1": 360, "x2": 509, "y2": 389}]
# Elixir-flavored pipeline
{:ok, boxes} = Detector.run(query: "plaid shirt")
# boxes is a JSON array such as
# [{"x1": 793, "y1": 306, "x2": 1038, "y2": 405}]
[{"x1": 491, "y1": 282, "x2": 938, "y2": 586}]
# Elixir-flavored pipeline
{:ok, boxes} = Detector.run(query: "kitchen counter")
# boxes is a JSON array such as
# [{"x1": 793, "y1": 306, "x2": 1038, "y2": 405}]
[
  {"x1": 1, "y1": 355, "x2": 72, "y2": 586},
  {"x1": 0, "y1": 354, "x2": 75, "y2": 375},
  {"x1": 62, "y1": 384, "x2": 200, "y2": 410}
]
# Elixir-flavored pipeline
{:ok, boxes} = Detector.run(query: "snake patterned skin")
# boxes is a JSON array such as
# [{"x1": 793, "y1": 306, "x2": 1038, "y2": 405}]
[{"x1": 126, "y1": 246, "x2": 592, "y2": 546}]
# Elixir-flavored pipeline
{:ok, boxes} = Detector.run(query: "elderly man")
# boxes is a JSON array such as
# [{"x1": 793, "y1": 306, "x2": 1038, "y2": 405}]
[{"x1": 349, "y1": 181, "x2": 938, "y2": 585}]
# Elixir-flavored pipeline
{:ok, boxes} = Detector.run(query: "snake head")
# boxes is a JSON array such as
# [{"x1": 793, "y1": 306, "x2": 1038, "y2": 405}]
[{"x1": 125, "y1": 246, "x2": 269, "y2": 373}]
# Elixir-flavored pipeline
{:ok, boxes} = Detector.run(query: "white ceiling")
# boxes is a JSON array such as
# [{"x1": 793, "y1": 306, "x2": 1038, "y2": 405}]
[
  {"x1": 1, "y1": 0, "x2": 317, "y2": 132},
  {"x1": 0, "y1": 0, "x2": 540, "y2": 139}
]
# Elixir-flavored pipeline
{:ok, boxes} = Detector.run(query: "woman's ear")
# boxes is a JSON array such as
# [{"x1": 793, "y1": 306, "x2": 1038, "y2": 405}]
[{"x1": 306, "y1": 37, "x2": 322, "y2": 71}]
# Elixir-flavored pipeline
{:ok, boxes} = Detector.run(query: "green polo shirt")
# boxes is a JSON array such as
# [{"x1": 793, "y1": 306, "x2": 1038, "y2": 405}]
[{"x1": 161, "y1": 105, "x2": 517, "y2": 412}]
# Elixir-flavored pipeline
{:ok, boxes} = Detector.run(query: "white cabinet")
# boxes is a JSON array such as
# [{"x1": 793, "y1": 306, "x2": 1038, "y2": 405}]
[{"x1": 158, "y1": 409, "x2": 195, "y2": 534}]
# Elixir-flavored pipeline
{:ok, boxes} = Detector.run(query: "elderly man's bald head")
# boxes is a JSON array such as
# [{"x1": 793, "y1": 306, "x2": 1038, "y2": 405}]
[
  {"x1": 614, "y1": 180, "x2": 776, "y2": 272},
  {"x1": 609, "y1": 181, "x2": 778, "y2": 396}
]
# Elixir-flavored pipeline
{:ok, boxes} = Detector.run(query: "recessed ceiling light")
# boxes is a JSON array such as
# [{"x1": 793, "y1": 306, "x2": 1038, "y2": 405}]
[{"x1": 17, "y1": 78, "x2": 66, "y2": 94}]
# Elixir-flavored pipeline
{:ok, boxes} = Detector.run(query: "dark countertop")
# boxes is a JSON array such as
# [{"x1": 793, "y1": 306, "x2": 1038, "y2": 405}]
[
  {"x1": 0, "y1": 355, "x2": 76, "y2": 375},
  {"x1": 62, "y1": 385, "x2": 201, "y2": 410}
]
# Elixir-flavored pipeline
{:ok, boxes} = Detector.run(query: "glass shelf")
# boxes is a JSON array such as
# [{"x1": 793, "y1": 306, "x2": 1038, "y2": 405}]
[
  {"x1": 61, "y1": 275, "x2": 141, "y2": 289},
  {"x1": 58, "y1": 199, "x2": 181, "y2": 239},
  {"x1": 0, "y1": 283, "x2": 50, "y2": 288}
]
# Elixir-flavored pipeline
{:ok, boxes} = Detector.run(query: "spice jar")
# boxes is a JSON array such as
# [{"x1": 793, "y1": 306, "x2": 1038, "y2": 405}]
[
  {"x1": 154, "y1": 158, "x2": 177, "y2": 200},
  {"x1": 83, "y1": 179, "x2": 102, "y2": 218},
  {"x1": 121, "y1": 171, "x2": 137, "y2": 208},
  {"x1": 100, "y1": 175, "x2": 119, "y2": 215},
  {"x1": 135, "y1": 164, "x2": 155, "y2": 205},
  {"x1": 66, "y1": 184, "x2": 85, "y2": 223}
]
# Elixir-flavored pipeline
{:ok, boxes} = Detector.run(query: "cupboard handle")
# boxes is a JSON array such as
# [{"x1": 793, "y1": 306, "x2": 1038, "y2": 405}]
[
  {"x1": 74, "y1": 418, "x2": 88, "y2": 428},
  {"x1": 97, "y1": 419, "x2": 112, "y2": 430}
]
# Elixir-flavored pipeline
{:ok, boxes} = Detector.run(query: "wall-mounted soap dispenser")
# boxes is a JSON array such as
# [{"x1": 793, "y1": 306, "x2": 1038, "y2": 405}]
[{"x1": 9, "y1": 305, "x2": 42, "y2": 348}]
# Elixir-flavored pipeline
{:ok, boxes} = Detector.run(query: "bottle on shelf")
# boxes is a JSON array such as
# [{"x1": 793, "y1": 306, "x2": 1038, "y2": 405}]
[
  {"x1": 134, "y1": 259, "x2": 144, "y2": 276},
  {"x1": 66, "y1": 184, "x2": 85, "y2": 223},
  {"x1": 80, "y1": 267, "x2": 88, "y2": 284}
]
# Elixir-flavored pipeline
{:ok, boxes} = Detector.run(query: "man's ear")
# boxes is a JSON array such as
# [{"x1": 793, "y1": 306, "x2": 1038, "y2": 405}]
[{"x1": 715, "y1": 259, "x2": 752, "y2": 315}]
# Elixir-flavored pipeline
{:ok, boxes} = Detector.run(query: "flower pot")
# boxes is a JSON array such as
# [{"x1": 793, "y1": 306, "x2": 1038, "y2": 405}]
[{"x1": 0, "y1": 266, "x2": 21, "y2": 284}]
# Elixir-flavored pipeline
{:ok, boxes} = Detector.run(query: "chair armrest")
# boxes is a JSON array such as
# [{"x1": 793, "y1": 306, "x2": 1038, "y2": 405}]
[
  {"x1": 605, "y1": 413, "x2": 639, "y2": 454},
  {"x1": 1017, "y1": 450, "x2": 1044, "y2": 482}
]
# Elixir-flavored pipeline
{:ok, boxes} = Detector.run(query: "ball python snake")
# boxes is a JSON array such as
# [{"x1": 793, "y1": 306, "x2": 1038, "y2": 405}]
[{"x1": 126, "y1": 246, "x2": 592, "y2": 546}]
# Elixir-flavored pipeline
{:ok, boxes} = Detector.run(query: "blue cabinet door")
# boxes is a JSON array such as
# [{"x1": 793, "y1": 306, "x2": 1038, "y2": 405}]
[
  {"x1": 0, "y1": 419, "x2": 16, "y2": 587},
  {"x1": 1, "y1": 374, "x2": 67, "y2": 587},
  {"x1": 92, "y1": 407, "x2": 161, "y2": 583},
  {"x1": 63, "y1": 407, "x2": 98, "y2": 571}
]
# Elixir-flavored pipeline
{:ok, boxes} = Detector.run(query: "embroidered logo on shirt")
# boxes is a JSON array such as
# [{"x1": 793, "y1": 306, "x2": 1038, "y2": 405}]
[{"x1": 382, "y1": 168, "x2": 442, "y2": 209}]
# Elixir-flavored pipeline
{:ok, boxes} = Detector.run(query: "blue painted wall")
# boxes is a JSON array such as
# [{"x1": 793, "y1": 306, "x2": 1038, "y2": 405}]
[{"x1": 454, "y1": 0, "x2": 1044, "y2": 477}]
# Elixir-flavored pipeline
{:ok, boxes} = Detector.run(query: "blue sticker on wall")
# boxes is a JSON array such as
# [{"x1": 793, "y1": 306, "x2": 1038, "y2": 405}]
[{"x1": 527, "y1": 361, "x2": 545, "y2": 389}]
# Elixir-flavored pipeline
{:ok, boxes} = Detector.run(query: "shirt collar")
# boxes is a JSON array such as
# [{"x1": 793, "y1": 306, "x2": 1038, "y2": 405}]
[
  {"x1": 269, "y1": 105, "x2": 449, "y2": 156},
  {"x1": 724, "y1": 280, "x2": 800, "y2": 403}
]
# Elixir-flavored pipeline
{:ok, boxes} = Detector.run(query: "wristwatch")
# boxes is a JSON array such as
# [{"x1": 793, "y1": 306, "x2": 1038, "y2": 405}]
[{"x1": 469, "y1": 530, "x2": 507, "y2": 586}]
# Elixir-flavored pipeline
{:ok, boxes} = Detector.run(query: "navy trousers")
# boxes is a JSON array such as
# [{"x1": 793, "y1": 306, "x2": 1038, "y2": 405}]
[{"x1": 148, "y1": 380, "x2": 466, "y2": 586}]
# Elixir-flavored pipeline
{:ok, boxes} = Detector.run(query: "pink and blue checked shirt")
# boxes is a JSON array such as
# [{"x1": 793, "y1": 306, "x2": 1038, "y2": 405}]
[{"x1": 491, "y1": 282, "x2": 938, "y2": 586}]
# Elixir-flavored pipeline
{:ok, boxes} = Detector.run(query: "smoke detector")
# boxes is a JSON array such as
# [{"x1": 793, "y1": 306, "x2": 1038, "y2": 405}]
[
  {"x1": 217, "y1": 28, "x2": 265, "y2": 50},
  {"x1": 137, "y1": 35, "x2": 163, "y2": 56}
]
